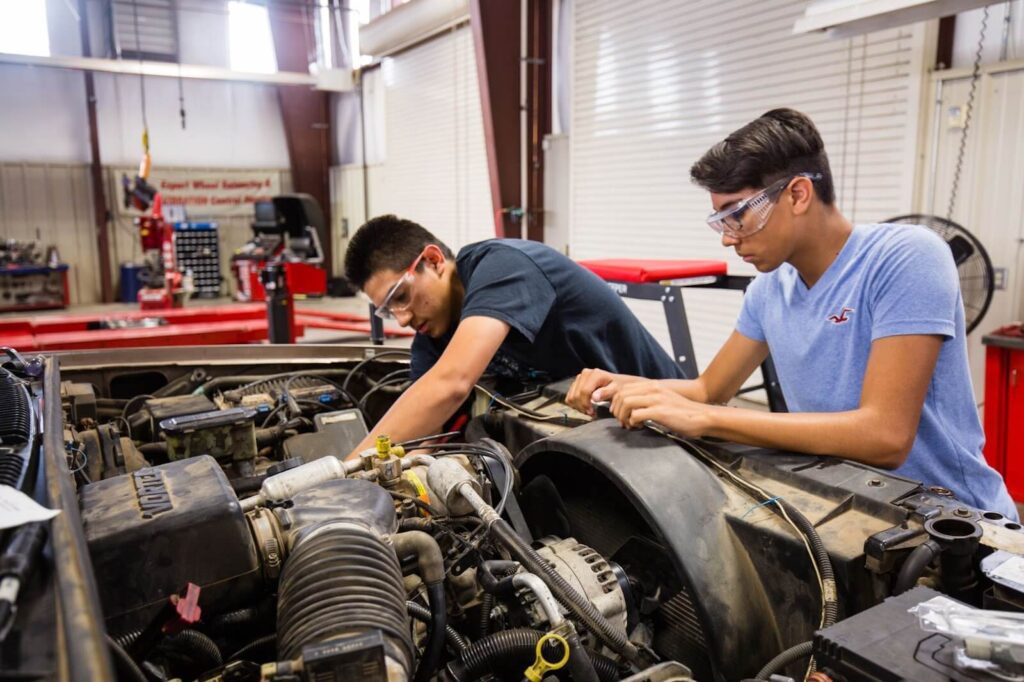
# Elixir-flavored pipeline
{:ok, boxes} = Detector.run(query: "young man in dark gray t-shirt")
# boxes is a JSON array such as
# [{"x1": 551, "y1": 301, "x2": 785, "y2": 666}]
[{"x1": 342, "y1": 214, "x2": 682, "y2": 458}]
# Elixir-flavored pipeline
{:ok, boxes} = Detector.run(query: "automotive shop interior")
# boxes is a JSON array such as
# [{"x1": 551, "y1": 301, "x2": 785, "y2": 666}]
[{"x1": 3, "y1": 1, "x2": 1024, "y2": 681}]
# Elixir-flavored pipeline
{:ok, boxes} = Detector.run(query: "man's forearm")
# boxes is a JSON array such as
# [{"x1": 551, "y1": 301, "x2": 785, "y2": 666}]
[
  {"x1": 347, "y1": 376, "x2": 469, "y2": 458},
  {"x1": 702, "y1": 405, "x2": 910, "y2": 468},
  {"x1": 662, "y1": 378, "x2": 709, "y2": 403}
]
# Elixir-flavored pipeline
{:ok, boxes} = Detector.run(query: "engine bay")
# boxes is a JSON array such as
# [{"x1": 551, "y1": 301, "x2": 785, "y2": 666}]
[{"x1": 2, "y1": 345, "x2": 1024, "y2": 682}]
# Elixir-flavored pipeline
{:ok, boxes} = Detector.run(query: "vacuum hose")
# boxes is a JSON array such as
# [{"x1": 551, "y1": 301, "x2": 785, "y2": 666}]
[
  {"x1": 276, "y1": 521, "x2": 413, "y2": 675},
  {"x1": 755, "y1": 640, "x2": 814, "y2": 681}
]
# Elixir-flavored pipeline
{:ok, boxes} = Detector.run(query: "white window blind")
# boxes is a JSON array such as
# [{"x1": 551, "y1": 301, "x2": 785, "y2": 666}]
[
  {"x1": 366, "y1": 25, "x2": 492, "y2": 249},
  {"x1": 569, "y1": 0, "x2": 926, "y2": 382}
]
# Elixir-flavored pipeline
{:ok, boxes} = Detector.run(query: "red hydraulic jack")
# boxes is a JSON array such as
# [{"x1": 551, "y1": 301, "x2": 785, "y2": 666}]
[{"x1": 262, "y1": 261, "x2": 296, "y2": 344}]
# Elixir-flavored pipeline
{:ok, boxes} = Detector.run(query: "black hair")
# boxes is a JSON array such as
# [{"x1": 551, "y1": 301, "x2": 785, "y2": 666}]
[
  {"x1": 690, "y1": 108, "x2": 835, "y2": 205},
  {"x1": 343, "y1": 214, "x2": 454, "y2": 289}
]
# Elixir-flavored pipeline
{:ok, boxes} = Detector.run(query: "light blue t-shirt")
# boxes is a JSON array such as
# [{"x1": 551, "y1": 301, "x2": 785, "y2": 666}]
[{"x1": 736, "y1": 223, "x2": 1017, "y2": 520}]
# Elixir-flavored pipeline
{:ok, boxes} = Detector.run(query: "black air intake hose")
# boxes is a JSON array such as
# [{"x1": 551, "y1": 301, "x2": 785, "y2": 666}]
[
  {"x1": 276, "y1": 521, "x2": 413, "y2": 674},
  {"x1": 446, "y1": 628, "x2": 619, "y2": 682}
]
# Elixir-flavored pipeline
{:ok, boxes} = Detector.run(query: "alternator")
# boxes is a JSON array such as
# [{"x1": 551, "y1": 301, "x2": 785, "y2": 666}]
[{"x1": 522, "y1": 537, "x2": 629, "y2": 635}]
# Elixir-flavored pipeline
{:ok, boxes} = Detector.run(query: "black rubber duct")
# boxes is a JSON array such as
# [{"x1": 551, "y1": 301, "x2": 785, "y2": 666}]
[
  {"x1": 478, "y1": 560, "x2": 519, "y2": 594},
  {"x1": 893, "y1": 539, "x2": 942, "y2": 595},
  {"x1": 158, "y1": 629, "x2": 222, "y2": 671},
  {"x1": 406, "y1": 601, "x2": 469, "y2": 652},
  {"x1": 392, "y1": 530, "x2": 447, "y2": 682},
  {"x1": 477, "y1": 592, "x2": 495, "y2": 638},
  {"x1": 417, "y1": 583, "x2": 446, "y2": 681},
  {"x1": 926, "y1": 516, "x2": 983, "y2": 601},
  {"x1": 208, "y1": 608, "x2": 259, "y2": 632},
  {"x1": 276, "y1": 521, "x2": 413, "y2": 674}
]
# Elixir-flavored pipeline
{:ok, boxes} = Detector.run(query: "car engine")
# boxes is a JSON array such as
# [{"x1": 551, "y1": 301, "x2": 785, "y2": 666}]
[{"x1": 2, "y1": 345, "x2": 1024, "y2": 682}]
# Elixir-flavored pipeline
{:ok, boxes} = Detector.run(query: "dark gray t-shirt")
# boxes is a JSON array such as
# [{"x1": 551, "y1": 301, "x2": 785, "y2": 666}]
[{"x1": 410, "y1": 239, "x2": 683, "y2": 383}]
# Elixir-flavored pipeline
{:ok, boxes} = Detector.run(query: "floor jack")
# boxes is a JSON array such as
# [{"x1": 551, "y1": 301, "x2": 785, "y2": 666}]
[{"x1": 262, "y1": 261, "x2": 296, "y2": 344}]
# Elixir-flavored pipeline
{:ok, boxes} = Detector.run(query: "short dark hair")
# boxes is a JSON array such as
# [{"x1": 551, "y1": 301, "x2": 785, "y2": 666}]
[
  {"x1": 690, "y1": 108, "x2": 835, "y2": 205},
  {"x1": 344, "y1": 214, "x2": 454, "y2": 289}
]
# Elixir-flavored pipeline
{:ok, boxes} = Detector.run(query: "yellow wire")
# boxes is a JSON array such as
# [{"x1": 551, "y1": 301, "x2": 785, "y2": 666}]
[{"x1": 474, "y1": 384, "x2": 574, "y2": 423}]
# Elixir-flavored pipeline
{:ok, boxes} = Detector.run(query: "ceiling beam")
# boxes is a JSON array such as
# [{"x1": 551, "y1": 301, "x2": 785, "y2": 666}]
[{"x1": 0, "y1": 51, "x2": 352, "y2": 90}]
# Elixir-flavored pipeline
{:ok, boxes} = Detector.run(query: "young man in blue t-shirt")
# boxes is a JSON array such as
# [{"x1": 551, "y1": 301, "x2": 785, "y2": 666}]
[
  {"x1": 341, "y1": 215, "x2": 683, "y2": 458},
  {"x1": 567, "y1": 108, "x2": 1017, "y2": 519}
]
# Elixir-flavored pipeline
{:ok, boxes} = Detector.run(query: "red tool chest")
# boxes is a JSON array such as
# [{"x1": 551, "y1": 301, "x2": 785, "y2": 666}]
[{"x1": 983, "y1": 329, "x2": 1024, "y2": 502}]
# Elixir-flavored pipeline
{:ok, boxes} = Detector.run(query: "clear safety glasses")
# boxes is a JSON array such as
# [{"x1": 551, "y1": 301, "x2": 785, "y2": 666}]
[
  {"x1": 373, "y1": 251, "x2": 425, "y2": 320},
  {"x1": 705, "y1": 173, "x2": 822, "y2": 239}
]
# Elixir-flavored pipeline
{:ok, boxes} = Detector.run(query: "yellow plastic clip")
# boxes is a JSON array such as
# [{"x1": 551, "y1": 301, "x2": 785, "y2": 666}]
[
  {"x1": 523, "y1": 632, "x2": 569, "y2": 682},
  {"x1": 375, "y1": 435, "x2": 391, "y2": 459}
]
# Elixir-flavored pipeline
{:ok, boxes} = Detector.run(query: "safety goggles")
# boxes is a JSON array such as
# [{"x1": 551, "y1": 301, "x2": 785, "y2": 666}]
[
  {"x1": 373, "y1": 251, "x2": 425, "y2": 320},
  {"x1": 706, "y1": 172, "x2": 822, "y2": 239}
]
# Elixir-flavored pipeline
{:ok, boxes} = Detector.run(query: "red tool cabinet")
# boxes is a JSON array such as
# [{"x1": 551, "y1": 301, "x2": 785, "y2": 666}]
[{"x1": 983, "y1": 330, "x2": 1024, "y2": 502}]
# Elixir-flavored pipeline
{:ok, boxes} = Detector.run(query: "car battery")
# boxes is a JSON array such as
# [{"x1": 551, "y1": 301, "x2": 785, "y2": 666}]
[{"x1": 160, "y1": 407, "x2": 258, "y2": 473}]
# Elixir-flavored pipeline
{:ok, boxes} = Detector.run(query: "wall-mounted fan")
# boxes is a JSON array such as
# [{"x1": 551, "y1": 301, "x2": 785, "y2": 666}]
[{"x1": 885, "y1": 214, "x2": 995, "y2": 334}]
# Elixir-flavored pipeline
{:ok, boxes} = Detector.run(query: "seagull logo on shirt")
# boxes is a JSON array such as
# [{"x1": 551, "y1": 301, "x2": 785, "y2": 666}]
[{"x1": 827, "y1": 307, "x2": 855, "y2": 324}]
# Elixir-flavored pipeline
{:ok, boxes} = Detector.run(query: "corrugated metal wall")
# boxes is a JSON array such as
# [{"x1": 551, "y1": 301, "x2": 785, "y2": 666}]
[
  {"x1": 335, "y1": 24, "x2": 493, "y2": 257},
  {"x1": 104, "y1": 167, "x2": 292, "y2": 300},
  {"x1": 0, "y1": 163, "x2": 289, "y2": 305},
  {"x1": 0, "y1": 163, "x2": 101, "y2": 305},
  {"x1": 569, "y1": 0, "x2": 928, "y2": 381}
]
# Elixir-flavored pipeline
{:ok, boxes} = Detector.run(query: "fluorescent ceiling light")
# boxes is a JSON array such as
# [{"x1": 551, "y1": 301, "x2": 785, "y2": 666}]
[{"x1": 794, "y1": 0, "x2": 991, "y2": 38}]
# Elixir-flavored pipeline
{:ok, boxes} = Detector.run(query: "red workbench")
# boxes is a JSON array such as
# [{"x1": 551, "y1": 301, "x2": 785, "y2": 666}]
[{"x1": 578, "y1": 257, "x2": 787, "y2": 412}]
